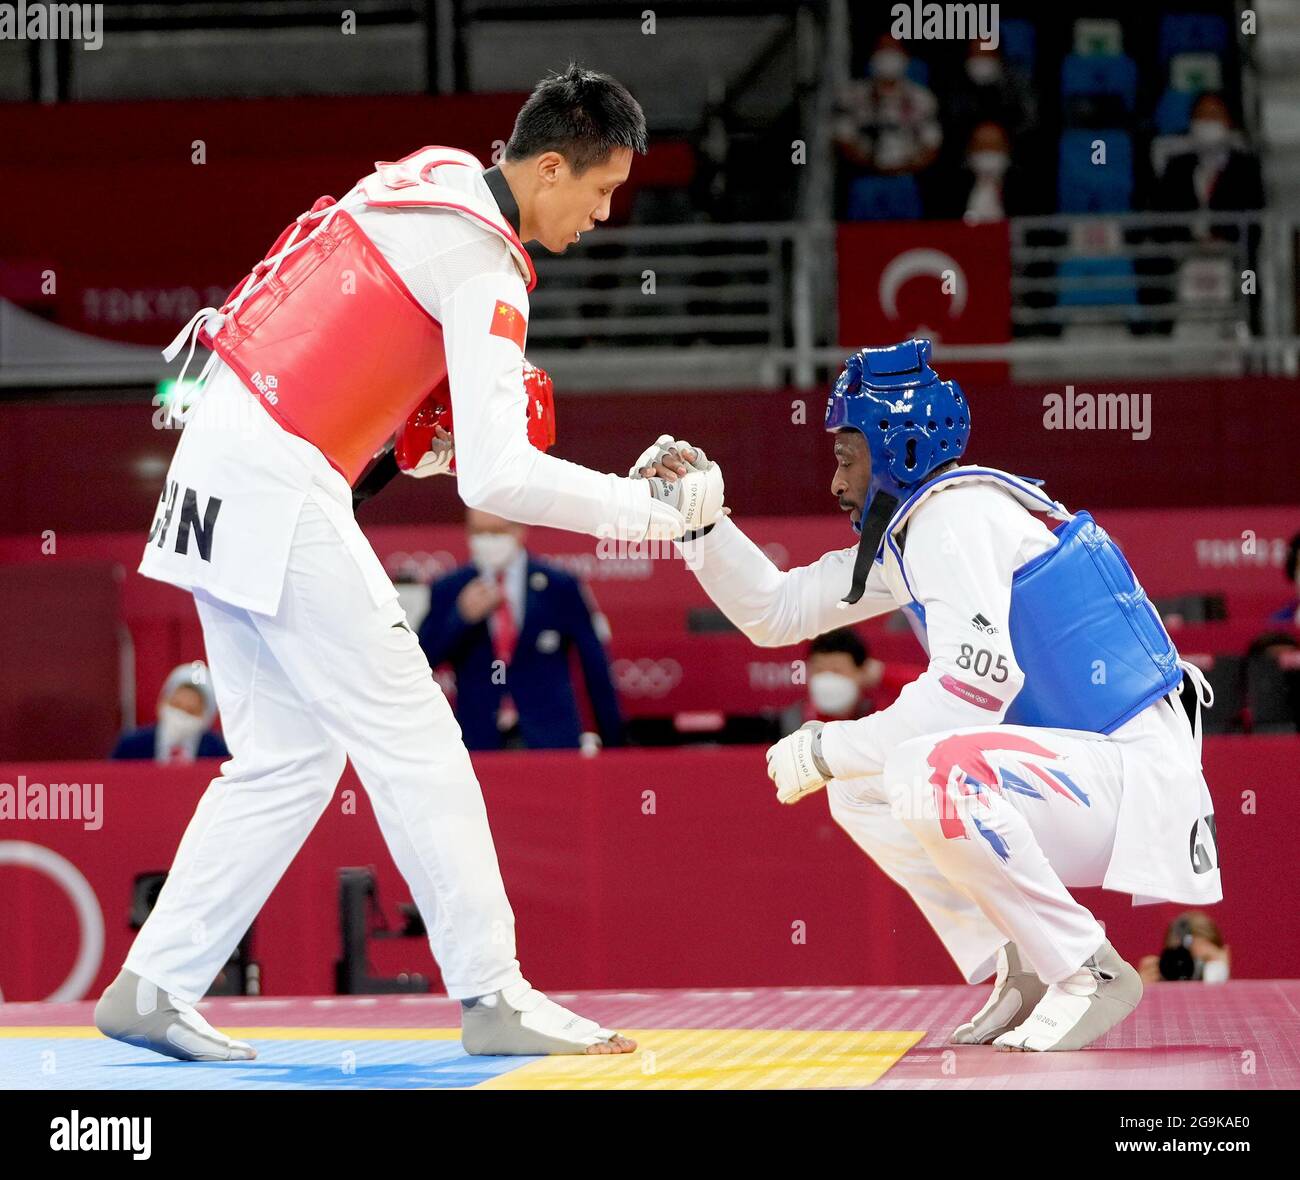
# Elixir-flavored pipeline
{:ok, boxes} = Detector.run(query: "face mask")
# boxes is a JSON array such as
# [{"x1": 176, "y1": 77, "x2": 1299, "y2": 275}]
[
  {"x1": 965, "y1": 55, "x2": 1001, "y2": 85},
  {"x1": 1200, "y1": 958, "x2": 1229, "y2": 984},
  {"x1": 157, "y1": 704, "x2": 206, "y2": 758},
  {"x1": 1189, "y1": 119, "x2": 1229, "y2": 150},
  {"x1": 469, "y1": 532, "x2": 520, "y2": 575},
  {"x1": 870, "y1": 50, "x2": 908, "y2": 81},
  {"x1": 809, "y1": 671, "x2": 861, "y2": 717},
  {"x1": 968, "y1": 150, "x2": 1010, "y2": 177}
]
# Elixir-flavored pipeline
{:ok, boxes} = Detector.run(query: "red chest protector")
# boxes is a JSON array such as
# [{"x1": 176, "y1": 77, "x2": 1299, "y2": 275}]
[
  {"x1": 394, "y1": 359, "x2": 556, "y2": 474},
  {"x1": 173, "y1": 146, "x2": 537, "y2": 486}
]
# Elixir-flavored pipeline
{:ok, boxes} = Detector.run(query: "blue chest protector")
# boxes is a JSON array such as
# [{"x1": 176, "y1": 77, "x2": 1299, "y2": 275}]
[{"x1": 886, "y1": 469, "x2": 1183, "y2": 735}]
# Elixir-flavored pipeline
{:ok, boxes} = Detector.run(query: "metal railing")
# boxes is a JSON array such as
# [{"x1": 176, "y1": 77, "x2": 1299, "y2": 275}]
[
  {"x1": 1011, "y1": 239, "x2": 1252, "y2": 325},
  {"x1": 526, "y1": 221, "x2": 835, "y2": 391},
  {"x1": 2, "y1": 212, "x2": 1295, "y2": 394},
  {"x1": 995, "y1": 210, "x2": 1291, "y2": 379},
  {"x1": 529, "y1": 211, "x2": 1297, "y2": 388}
]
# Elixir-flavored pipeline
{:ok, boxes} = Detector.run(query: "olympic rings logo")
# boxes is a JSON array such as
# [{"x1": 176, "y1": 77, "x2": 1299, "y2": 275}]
[
  {"x1": 612, "y1": 658, "x2": 683, "y2": 699},
  {"x1": 383, "y1": 550, "x2": 459, "y2": 583}
]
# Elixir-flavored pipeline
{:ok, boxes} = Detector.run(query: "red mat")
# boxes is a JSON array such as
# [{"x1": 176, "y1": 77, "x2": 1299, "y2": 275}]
[{"x1": 4, "y1": 980, "x2": 1295, "y2": 1089}]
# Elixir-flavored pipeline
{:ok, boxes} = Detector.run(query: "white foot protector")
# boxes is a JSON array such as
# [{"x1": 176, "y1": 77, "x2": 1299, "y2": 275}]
[
  {"x1": 94, "y1": 969, "x2": 257, "y2": 1062},
  {"x1": 461, "y1": 979, "x2": 630, "y2": 1056},
  {"x1": 993, "y1": 939, "x2": 1143, "y2": 1052},
  {"x1": 951, "y1": 942, "x2": 1047, "y2": 1045}
]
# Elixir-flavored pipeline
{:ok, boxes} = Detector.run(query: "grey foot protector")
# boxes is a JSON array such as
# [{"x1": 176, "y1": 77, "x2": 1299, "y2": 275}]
[
  {"x1": 1031, "y1": 939, "x2": 1143, "y2": 1052},
  {"x1": 999, "y1": 938, "x2": 1144, "y2": 1051},
  {"x1": 461, "y1": 983, "x2": 624, "y2": 1056},
  {"x1": 94, "y1": 969, "x2": 256, "y2": 1062},
  {"x1": 951, "y1": 942, "x2": 1048, "y2": 1044}
]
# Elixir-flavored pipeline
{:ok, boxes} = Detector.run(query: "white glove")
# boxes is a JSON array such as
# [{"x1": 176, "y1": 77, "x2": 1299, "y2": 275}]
[
  {"x1": 645, "y1": 468, "x2": 725, "y2": 533},
  {"x1": 629, "y1": 434, "x2": 712, "y2": 478},
  {"x1": 641, "y1": 489, "x2": 688, "y2": 541},
  {"x1": 401, "y1": 427, "x2": 455, "y2": 479},
  {"x1": 630, "y1": 435, "x2": 726, "y2": 533},
  {"x1": 765, "y1": 721, "x2": 834, "y2": 805}
]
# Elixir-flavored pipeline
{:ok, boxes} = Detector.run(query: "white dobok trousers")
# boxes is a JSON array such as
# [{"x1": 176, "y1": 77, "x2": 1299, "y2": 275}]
[
  {"x1": 126, "y1": 499, "x2": 523, "y2": 1002},
  {"x1": 826, "y1": 693, "x2": 1214, "y2": 985}
]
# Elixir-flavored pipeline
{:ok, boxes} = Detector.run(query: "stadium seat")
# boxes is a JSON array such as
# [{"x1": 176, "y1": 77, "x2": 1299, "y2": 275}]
[
  {"x1": 1169, "y1": 52, "x2": 1223, "y2": 94},
  {"x1": 1172, "y1": 256, "x2": 1245, "y2": 365},
  {"x1": 1061, "y1": 53, "x2": 1138, "y2": 112},
  {"x1": 1057, "y1": 130, "x2": 1134, "y2": 213},
  {"x1": 1073, "y1": 18, "x2": 1123, "y2": 56},
  {"x1": 845, "y1": 174, "x2": 923, "y2": 221},
  {"x1": 1159, "y1": 13, "x2": 1229, "y2": 62},
  {"x1": 999, "y1": 19, "x2": 1036, "y2": 74},
  {"x1": 1176, "y1": 255, "x2": 1234, "y2": 308},
  {"x1": 1154, "y1": 88, "x2": 1196, "y2": 135},
  {"x1": 1056, "y1": 256, "x2": 1138, "y2": 308}
]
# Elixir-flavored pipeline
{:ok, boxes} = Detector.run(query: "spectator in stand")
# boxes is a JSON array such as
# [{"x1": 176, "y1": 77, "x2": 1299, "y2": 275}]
[
  {"x1": 943, "y1": 38, "x2": 1036, "y2": 161},
  {"x1": 418, "y1": 508, "x2": 624, "y2": 752},
  {"x1": 943, "y1": 120, "x2": 1029, "y2": 223},
  {"x1": 1138, "y1": 911, "x2": 1231, "y2": 984},
  {"x1": 1154, "y1": 92, "x2": 1264, "y2": 218},
  {"x1": 1268, "y1": 532, "x2": 1300, "y2": 625},
  {"x1": 111, "y1": 662, "x2": 229, "y2": 763},
  {"x1": 834, "y1": 34, "x2": 942, "y2": 220},
  {"x1": 778, "y1": 627, "x2": 914, "y2": 736}
]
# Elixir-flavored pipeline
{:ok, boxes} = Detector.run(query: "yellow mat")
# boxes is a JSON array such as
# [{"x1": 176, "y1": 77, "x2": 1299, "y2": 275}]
[
  {"x1": 1, "y1": 1025, "x2": 923, "y2": 1089},
  {"x1": 478, "y1": 1028, "x2": 924, "y2": 1090}
]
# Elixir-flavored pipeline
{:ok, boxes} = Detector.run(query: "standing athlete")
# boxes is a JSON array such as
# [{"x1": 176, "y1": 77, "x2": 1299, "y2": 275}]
[
  {"x1": 633, "y1": 339, "x2": 1220, "y2": 1051},
  {"x1": 95, "y1": 64, "x2": 722, "y2": 1061}
]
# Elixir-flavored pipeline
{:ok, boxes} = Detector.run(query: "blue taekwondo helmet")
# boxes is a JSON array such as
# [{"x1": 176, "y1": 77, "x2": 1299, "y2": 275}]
[
  {"x1": 824, "y1": 338, "x2": 971, "y2": 536},
  {"x1": 825, "y1": 339, "x2": 971, "y2": 605}
]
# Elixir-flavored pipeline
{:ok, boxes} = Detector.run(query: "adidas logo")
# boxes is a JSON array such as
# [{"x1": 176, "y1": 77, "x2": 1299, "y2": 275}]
[{"x1": 971, "y1": 613, "x2": 999, "y2": 634}]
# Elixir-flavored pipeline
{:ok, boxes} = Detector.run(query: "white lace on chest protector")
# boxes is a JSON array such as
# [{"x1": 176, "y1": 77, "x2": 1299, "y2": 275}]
[{"x1": 880, "y1": 467, "x2": 1073, "y2": 597}]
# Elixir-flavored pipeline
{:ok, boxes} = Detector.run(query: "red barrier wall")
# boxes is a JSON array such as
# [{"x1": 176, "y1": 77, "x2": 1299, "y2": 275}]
[
  {"x1": 2, "y1": 382, "x2": 1298, "y2": 545},
  {"x1": 1, "y1": 506, "x2": 1294, "y2": 753},
  {"x1": 0, "y1": 562, "x2": 124, "y2": 761},
  {"x1": 0, "y1": 95, "x2": 694, "y2": 344},
  {"x1": 1, "y1": 739, "x2": 1295, "y2": 1002}
]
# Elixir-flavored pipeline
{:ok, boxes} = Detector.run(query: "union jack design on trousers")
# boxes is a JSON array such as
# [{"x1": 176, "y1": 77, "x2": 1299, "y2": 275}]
[{"x1": 925, "y1": 732, "x2": 1090, "y2": 861}]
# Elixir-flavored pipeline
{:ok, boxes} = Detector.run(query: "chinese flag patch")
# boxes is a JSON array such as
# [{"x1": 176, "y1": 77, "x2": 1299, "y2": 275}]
[{"x1": 489, "y1": 300, "x2": 527, "y2": 350}]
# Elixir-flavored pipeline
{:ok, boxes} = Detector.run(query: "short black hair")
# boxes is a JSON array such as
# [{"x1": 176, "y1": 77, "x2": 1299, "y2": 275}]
[
  {"x1": 808, "y1": 627, "x2": 869, "y2": 666},
  {"x1": 1286, "y1": 531, "x2": 1300, "y2": 583},
  {"x1": 505, "y1": 62, "x2": 648, "y2": 176}
]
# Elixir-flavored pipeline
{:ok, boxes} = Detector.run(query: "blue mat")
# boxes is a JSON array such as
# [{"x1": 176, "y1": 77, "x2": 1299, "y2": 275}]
[{"x1": 0, "y1": 1035, "x2": 535, "y2": 1090}]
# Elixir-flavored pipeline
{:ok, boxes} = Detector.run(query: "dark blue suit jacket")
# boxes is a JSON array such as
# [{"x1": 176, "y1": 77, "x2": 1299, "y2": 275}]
[
  {"x1": 418, "y1": 557, "x2": 624, "y2": 751},
  {"x1": 110, "y1": 726, "x2": 230, "y2": 760}
]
